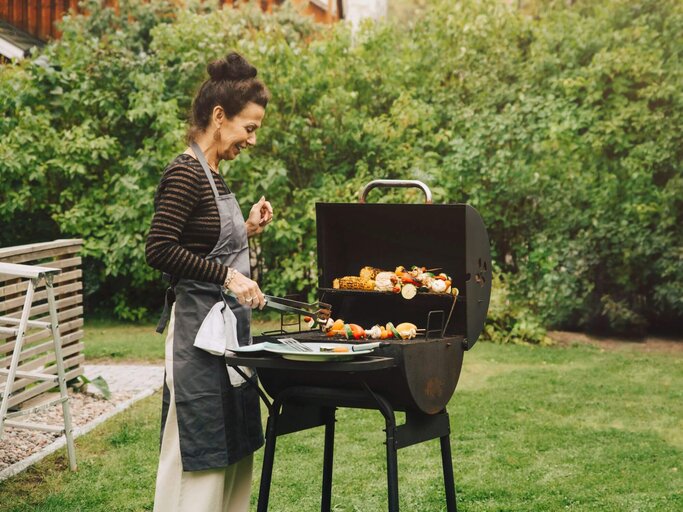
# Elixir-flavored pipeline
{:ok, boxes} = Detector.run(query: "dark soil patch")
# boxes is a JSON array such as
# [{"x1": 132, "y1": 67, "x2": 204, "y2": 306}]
[{"x1": 550, "y1": 330, "x2": 683, "y2": 354}]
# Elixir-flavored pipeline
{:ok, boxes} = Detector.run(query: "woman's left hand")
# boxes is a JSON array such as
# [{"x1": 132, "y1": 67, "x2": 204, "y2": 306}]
[{"x1": 246, "y1": 196, "x2": 273, "y2": 237}]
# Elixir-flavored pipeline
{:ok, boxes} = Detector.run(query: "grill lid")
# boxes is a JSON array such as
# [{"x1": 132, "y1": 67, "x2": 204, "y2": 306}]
[{"x1": 315, "y1": 180, "x2": 491, "y2": 348}]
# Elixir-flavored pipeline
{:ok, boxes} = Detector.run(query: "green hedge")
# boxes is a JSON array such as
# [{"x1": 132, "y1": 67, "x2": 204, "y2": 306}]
[{"x1": 1, "y1": 0, "x2": 681, "y2": 335}]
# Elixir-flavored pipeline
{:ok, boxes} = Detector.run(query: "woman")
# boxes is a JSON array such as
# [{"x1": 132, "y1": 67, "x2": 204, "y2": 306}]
[{"x1": 145, "y1": 52, "x2": 273, "y2": 512}]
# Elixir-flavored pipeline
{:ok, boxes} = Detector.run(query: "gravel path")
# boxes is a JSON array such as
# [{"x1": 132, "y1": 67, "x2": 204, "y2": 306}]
[{"x1": 0, "y1": 364, "x2": 164, "y2": 475}]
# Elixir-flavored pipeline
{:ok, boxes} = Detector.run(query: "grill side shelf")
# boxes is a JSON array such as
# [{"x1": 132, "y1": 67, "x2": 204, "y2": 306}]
[{"x1": 224, "y1": 353, "x2": 397, "y2": 372}]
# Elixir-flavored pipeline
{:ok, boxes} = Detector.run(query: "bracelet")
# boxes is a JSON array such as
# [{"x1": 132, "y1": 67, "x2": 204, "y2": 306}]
[{"x1": 223, "y1": 267, "x2": 237, "y2": 290}]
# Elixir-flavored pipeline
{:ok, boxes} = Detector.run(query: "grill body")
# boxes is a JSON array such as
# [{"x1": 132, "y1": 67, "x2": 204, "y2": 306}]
[
  {"x1": 253, "y1": 197, "x2": 491, "y2": 414},
  {"x1": 256, "y1": 335, "x2": 465, "y2": 415}
]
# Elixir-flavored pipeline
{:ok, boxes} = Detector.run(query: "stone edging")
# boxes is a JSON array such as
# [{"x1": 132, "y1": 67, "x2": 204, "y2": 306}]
[{"x1": 0, "y1": 387, "x2": 159, "y2": 482}]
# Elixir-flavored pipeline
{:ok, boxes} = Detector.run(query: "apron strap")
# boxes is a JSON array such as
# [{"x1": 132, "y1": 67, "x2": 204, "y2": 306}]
[
  {"x1": 155, "y1": 286, "x2": 176, "y2": 334},
  {"x1": 191, "y1": 142, "x2": 220, "y2": 198}
]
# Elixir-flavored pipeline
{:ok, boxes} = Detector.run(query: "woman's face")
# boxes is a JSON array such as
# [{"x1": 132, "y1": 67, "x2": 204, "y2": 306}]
[{"x1": 215, "y1": 102, "x2": 265, "y2": 161}]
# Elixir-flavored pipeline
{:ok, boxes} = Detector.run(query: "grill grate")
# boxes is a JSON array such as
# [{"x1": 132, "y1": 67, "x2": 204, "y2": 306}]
[{"x1": 261, "y1": 304, "x2": 452, "y2": 342}]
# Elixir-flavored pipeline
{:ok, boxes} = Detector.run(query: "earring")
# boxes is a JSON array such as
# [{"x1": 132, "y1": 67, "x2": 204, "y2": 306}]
[{"x1": 213, "y1": 128, "x2": 221, "y2": 141}]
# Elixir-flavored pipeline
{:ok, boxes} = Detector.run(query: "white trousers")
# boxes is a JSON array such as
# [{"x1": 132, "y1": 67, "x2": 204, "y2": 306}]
[{"x1": 153, "y1": 306, "x2": 254, "y2": 512}]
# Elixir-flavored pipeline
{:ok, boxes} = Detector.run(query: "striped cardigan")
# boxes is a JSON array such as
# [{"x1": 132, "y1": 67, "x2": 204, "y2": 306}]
[{"x1": 145, "y1": 154, "x2": 232, "y2": 284}]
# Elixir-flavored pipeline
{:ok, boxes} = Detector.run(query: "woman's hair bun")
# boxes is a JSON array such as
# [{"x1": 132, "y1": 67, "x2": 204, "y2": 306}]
[{"x1": 207, "y1": 52, "x2": 257, "y2": 81}]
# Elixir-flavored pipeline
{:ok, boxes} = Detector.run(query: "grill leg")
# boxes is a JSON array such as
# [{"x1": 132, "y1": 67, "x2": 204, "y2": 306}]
[
  {"x1": 321, "y1": 407, "x2": 336, "y2": 512},
  {"x1": 363, "y1": 383, "x2": 400, "y2": 512},
  {"x1": 257, "y1": 410, "x2": 279, "y2": 512},
  {"x1": 385, "y1": 419, "x2": 399, "y2": 512},
  {"x1": 440, "y1": 433, "x2": 457, "y2": 512}
]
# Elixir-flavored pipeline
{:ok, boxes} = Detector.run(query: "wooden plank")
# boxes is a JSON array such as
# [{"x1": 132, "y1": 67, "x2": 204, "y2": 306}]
[
  {"x1": 7, "y1": 364, "x2": 83, "y2": 409},
  {"x1": 0, "y1": 313, "x2": 82, "y2": 342},
  {"x1": 15, "y1": 339, "x2": 83, "y2": 370},
  {"x1": 3, "y1": 245, "x2": 82, "y2": 266},
  {"x1": 39, "y1": 256, "x2": 81, "y2": 272},
  {"x1": 0, "y1": 319, "x2": 83, "y2": 357},
  {"x1": 0, "y1": 282, "x2": 82, "y2": 314},
  {"x1": 29, "y1": 352, "x2": 81, "y2": 373},
  {"x1": 0, "y1": 239, "x2": 82, "y2": 260},
  {"x1": 0, "y1": 329, "x2": 83, "y2": 366},
  {"x1": 0, "y1": 336, "x2": 82, "y2": 365},
  {"x1": 39, "y1": 0, "x2": 52, "y2": 40},
  {"x1": 28, "y1": 0, "x2": 38, "y2": 35},
  {"x1": 2, "y1": 343, "x2": 85, "y2": 391},
  {"x1": 48, "y1": 0, "x2": 56, "y2": 39},
  {"x1": 0, "y1": 268, "x2": 81, "y2": 297},
  {"x1": 52, "y1": 0, "x2": 70, "y2": 38},
  {"x1": 0, "y1": 286, "x2": 82, "y2": 319},
  {"x1": 0, "y1": 301, "x2": 82, "y2": 342},
  {"x1": 2, "y1": 349, "x2": 84, "y2": 388},
  {"x1": 0, "y1": 306, "x2": 83, "y2": 336},
  {"x1": 0, "y1": 307, "x2": 82, "y2": 346},
  {"x1": 0, "y1": 331, "x2": 83, "y2": 368},
  {"x1": 0, "y1": 297, "x2": 83, "y2": 328},
  {"x1": 26, "y1": 300, "x2": 83, "y2": 324},
  {"x1": 22, "y1": 0, "x2": 29, "y2": 31},
  {"x1": 15, "y1": 0, "x2": 26, "y2": 32},
  {"x1": 0, "y1": 332, "x2": 81, "y2": 362},
  {"x1": 8, "y1": 1, "x2": 16, "y2": 29},
  {"x1": 1, "y1": 352, "x2": 84, "y2": 394},
  {"x1": 17, "y1": 390, "x2": 63, "y2": 411},
  {"x1": 6, "y1": 369, "x2": 82, "y2": 409},
  {"x1": 0, "y1": 317, "x2": 82, "y2": 355},
  {"x1": 38, "y1": 257, "x2": 81, "y2": 271}
]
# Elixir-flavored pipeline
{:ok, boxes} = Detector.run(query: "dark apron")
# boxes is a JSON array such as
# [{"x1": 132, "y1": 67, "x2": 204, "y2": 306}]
[{"x1": 156, "y1": 144, "x2": 263, "y2": 472}]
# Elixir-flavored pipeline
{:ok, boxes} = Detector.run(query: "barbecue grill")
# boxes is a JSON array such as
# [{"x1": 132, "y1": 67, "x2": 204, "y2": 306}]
[{"x1": 225, "y1": 180, "x2": 491, "y2": 512}]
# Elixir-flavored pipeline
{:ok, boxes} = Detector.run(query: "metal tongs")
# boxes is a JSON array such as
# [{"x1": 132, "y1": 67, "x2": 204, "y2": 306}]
[
  {"x1": 224, "y1": 291, "x2": 332, "y2": 325},
  {"x1": 263, "y1": 295, "x2": 332, "y2": 325}
]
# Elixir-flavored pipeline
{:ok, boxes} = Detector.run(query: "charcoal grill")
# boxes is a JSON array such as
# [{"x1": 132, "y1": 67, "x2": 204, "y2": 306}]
[{"x1": 225, "y1": 180, "x2": 491, "y2": 512}]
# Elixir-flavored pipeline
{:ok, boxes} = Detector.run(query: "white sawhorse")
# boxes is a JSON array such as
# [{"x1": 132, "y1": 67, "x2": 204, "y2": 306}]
[{"x1": 0, "y1": 262, "x2": 77, "y2": 470}]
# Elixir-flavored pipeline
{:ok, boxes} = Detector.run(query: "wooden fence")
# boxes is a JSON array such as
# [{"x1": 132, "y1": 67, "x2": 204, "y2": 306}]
[
  {"x1": 0, "y1": 239, "x2": 84, "y2": 409},
  {"x1": 1, "y1": 1, "x2": 86, "y2": 41},
  {"x1": 1, "y1": 0, "x2": 340, "y2": 42}
]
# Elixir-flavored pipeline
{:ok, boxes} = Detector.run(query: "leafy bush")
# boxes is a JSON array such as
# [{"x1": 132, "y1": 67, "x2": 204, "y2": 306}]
[
  {"x1": 0, "y1": 0, "x2": 681, "y2": 338},
  {"x1": 483, "y1": 272, "x2": 553, "y2": 346}
]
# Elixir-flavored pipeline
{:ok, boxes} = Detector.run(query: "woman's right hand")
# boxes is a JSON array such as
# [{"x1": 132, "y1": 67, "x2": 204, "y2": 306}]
[{"x1": 227, "y1": 271, "x2": 265, "y2": 309}]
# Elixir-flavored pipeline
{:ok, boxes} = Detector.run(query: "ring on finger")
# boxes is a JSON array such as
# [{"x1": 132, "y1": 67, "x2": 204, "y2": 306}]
[{"x1": 246, "y1": 297, "x2": 253, "y2": 302}]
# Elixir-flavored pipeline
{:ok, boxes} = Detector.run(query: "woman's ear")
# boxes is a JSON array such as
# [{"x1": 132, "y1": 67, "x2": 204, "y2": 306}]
[{"x1": 212, "y1": 106, "x2": 225, "y2": 128}]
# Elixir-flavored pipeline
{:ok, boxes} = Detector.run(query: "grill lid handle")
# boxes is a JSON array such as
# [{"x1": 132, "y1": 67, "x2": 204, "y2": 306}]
[{"x1": 359, "y1": 179, "x2": 433, "y2": 204}]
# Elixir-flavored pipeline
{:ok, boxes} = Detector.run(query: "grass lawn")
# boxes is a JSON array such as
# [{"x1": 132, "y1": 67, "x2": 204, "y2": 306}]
[{"x1": 2, "y1": 335, "x2": 681, "y2": 511}]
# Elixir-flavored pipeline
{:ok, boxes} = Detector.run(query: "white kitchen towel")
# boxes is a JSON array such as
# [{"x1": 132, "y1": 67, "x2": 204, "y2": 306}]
[{"x1": 194, "y1": 301, "x2": 250, "y2": 386}]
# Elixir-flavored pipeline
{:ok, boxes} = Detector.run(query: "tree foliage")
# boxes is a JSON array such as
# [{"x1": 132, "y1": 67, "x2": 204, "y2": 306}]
[{"x1": 1, "y1": 0, "x2": 681, "y2": 335}]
